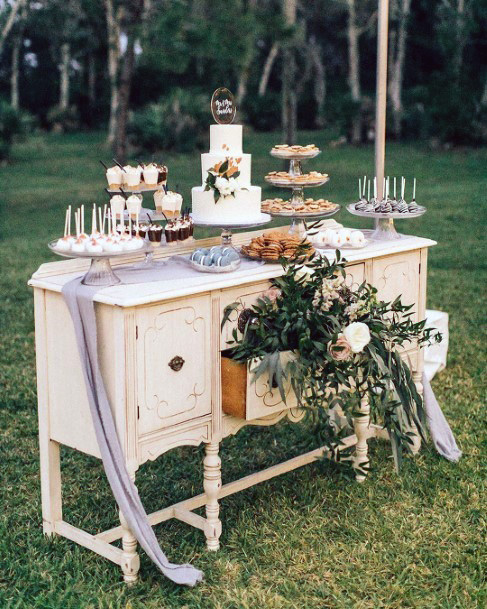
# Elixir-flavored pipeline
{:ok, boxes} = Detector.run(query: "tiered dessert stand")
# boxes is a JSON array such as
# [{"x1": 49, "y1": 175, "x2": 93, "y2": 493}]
[{"x1": 265, "y1": 147, "x2": 338, "y2": 235}]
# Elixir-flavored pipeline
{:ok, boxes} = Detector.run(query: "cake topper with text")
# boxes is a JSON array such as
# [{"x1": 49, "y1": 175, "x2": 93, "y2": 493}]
[{"x1": 211, "y1": 88, "x2": 236, "y2": 124}]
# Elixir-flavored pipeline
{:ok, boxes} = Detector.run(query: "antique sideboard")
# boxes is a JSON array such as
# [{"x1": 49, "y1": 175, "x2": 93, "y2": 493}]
[{"x1": 29, "y1": 223, "x2": 436, "y2": 583}]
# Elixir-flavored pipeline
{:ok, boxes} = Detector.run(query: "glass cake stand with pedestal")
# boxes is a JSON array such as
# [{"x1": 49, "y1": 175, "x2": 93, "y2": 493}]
[
  {"x1": 346, "y1": 203, "x2": 427, "y2": 241},
  {"x1": 190, "y1": 213, "x2": 272, "y2": 252},
  {"x1": 48, "y1": 240, "x2": 153, "y2": 286}
]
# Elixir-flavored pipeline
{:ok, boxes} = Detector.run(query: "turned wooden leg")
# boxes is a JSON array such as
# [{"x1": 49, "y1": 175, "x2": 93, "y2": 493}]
[
  {"x1": 39, "y1": 439, "x2": 63, "y2": 536},
  {"x1": 353, "y1": 395, "x2": 370, "y2": 483},
  {"x1": 203, "y1": 442, "x2": 222, "y2": 551},
  {"x1": 410, "y1": 370, "x2": 423, "y2": 455},
  {"x1": 119, "y1": 472, "x2": 140, "y2": 585}
]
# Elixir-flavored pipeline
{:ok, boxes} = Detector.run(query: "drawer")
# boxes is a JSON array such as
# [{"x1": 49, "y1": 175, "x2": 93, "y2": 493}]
[
  {"x1": 222, "y1": 353, "x2": 297, "y2": 420},
  {"x1": 135, "y1": 296, "x2": 211, "y2": 436},
  {"x1": 371, "y1": 251, "x2": 421, "y2": 322},
  {"x1": 220, "y1": 281, "x2": 271, "y2": 350}
]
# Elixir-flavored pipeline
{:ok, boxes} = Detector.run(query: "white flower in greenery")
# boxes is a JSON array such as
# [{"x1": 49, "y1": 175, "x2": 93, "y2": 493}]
[
  {"x1": 343, "y1": 322, "x2": 371, "y2": 353},
  {"x1": 215, "y1": 176, "x2": 232, "y2": 197}
]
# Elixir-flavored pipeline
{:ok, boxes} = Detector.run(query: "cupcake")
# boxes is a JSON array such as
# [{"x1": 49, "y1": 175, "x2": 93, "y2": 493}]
[
  {"x1": 110, "y1": 194, "x2": 126, "y2": 221},
  {"x1": 125, "y1": 166, "x2": 142, "y2": 189},
  {"x1": 143, "y1": 163, "x2": 159, "y2": 187},
  {"x1": 158, "y1": 191, "x2": 183, "y2": 219},
  {"x1": 126, "y1": 194, "x2": 142, "y2": 219},
  {"x1": 164, "y1": 222, "x2": 178, "y2": 245},
  {"x1": 147, "y1": 224, "x2": 163, "y2": 247},
  {"x1": 106, "y1": 166, "x2": 123, "y2": 190}
]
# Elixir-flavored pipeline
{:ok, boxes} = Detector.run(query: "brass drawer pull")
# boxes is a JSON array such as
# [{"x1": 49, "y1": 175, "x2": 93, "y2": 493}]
[{"x1": 168, "y1": 356, "x2": 185, "y2": 372}]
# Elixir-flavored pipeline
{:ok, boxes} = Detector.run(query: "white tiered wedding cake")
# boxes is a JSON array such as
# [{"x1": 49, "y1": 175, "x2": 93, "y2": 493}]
[{"x1": 191, "y1": 124, "x2": 262, "y2": 224}]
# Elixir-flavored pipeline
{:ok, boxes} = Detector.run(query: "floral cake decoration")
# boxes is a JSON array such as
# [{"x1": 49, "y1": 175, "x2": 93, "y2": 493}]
[{"x1": 204, "y1": 157, "x2": 247, "y2": 203}]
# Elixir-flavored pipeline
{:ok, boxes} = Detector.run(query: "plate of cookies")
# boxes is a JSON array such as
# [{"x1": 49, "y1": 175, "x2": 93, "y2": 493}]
[
  {"x1": 265, "y1": 171, "x2": 329, "y2": 188},
  {"x1": 240, "y1": 232, "x2": 315, "y2": 263},
  {"x1": 261, "y1": 197, "x2": 339, "y2": 217},
  {"x1": 270, "y1": 144, "x2": 321, "y2": 160}
]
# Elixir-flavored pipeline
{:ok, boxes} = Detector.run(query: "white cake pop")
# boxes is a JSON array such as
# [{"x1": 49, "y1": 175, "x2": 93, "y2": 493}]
[
  {"x1": 339, "y1": 229, "x2": 352, "y2": 244},
  {"x1": 330, "y1": 231, "x2": 343, "y2": 248},
  {"x1": 350, "y1": 230, "x2": 365, "y2": 247}
]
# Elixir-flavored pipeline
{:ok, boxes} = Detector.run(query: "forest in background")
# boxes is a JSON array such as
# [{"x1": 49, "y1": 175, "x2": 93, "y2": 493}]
[{"x1": 0, "y1": 0, "x2": 486, "y2": 162}]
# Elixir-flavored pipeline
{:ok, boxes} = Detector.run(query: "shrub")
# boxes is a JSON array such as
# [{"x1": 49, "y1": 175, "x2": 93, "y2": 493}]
[
  {"x1": 243, "y1": 92, "x2": 281, "y2": 132},
  {"x1": 129, "y1": 88, "x2": 209, "y2": 153},
  {"x1": 46, "y1": 105, "x2": 80, "y2": 133},
  {"x1": 0, "y1": 100, "x2": 34, "y2": 161}
]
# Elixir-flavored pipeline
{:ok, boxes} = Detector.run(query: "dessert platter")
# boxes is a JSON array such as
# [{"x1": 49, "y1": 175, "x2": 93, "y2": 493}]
[
  {"x1": 49, "y1": 204, "x2": 149, "y2": 285},
  {"x1": 190, "y1": 88, "x2": 270, "y2": 250},
  {"x1": 185, "y1": 245, "x2": 241, "y2": 273},
  {"x1": 347, "y1": 176, "x2": 426, "y2": 241},
  {"x1": 240, "y1": 231, "x2": 315, "y2": 263},
  {"x1": 264, "y1": 144, "x2": 338, "y2": 235}
]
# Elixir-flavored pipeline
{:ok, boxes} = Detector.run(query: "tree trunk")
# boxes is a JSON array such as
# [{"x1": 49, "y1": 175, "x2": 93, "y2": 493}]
[
  {"x1": 88, "y1": 53, "x2": 96, "y2": 110},
  {"x1": 347, "y1": 0, "x2": 361, "y2": 144},
  {"x1": 105, "y1": 0, "x2": 121, "y2": 145},
  {"x1": 236, "y1": 0, "x2": 257, "y2": 106},
  {"x1": 0, "y1": 0, "x2": 26, "y2": 57},
  {"x1": 258, "y1": 42, "x2": 279, "y2": 97},
  {"x1": 114, "y1": 35, "x2": 135, "y2": 162},
  {"x1": 452, "y1": 0, "x2": 466, "y2": 86},
  {"x1": 10, "y1": 31, "x2": 21, "y2": 109},
  {"x1": 282, "y1": 0, "x2": 297, "y2": 144},
  {"x1": 388, "y1": 0, "x2": 411, "y2": 138},
  {"x1": 59, "y1": 42, "x2": 70, "y2": 110},
  {"x1": 309, "y1": 35, "x2": 326, "y2": 128}
]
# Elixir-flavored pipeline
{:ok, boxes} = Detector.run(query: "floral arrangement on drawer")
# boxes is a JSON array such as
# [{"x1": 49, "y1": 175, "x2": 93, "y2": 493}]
[
  {"x1": 204, "y1": 157, "x2": 246, "y2": 202},
  {"x1": 221, "y1": 253, "x2": 441, "y2": 471}
]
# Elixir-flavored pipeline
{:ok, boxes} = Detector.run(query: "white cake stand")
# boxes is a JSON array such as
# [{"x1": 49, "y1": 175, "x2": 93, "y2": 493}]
[
  {"x1": 346, "y1": 203, "x2": 426, "y2": 240},
  {"x1": 48, "y1": 240, "x2": 152, "y2": 286},
  {"x1": 190, "y1": 213, "x2": 271, "y2": 249}
]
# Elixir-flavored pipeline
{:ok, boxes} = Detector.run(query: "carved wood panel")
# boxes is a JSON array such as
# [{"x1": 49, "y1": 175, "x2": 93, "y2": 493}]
[
  {"x1": 136, "y1": 296, "x2": 212, "y2": 436},
  {"x1": 372, "y1": 251, "x2": 421, "y2": 322}
]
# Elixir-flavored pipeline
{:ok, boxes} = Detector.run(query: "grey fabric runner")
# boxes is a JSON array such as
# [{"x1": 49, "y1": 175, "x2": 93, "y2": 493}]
[{"x1": 423, "y1": 372, "x2": 462, "y2": 462}]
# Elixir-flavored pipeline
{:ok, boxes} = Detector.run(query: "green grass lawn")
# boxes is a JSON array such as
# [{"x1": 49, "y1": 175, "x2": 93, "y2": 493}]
[{"x1": 1, "y1": 131, "x2": 486, "y2": 609}]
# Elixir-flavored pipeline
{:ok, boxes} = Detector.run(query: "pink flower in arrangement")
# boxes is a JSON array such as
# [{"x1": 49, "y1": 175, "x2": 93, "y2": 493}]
[
  {"x1": 262, "y1": 287, "x2": 282, "y2": 302},
  {"x1": 328, "y1": 334, "x2": 352, "y2": 361}
]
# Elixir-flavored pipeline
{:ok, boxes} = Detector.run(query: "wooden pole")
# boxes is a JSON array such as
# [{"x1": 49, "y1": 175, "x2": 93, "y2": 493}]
[{"x1": 375, "y1": 0, "x2": 389, "y2": 202}]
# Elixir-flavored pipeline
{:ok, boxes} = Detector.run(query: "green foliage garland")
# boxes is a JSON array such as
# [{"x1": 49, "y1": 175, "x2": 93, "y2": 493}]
[{"x1": 222, "y1": 253, "x2": 441, "y2": 472}]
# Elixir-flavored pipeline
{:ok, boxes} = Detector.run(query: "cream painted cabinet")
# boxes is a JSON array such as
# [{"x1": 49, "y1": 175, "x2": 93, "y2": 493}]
[
  {"x1": 135, "y1": 296, "x2": 212, "y2": 436},
  {"x1": 29, "y1": 231, "x2": 435, "y2": 585}
]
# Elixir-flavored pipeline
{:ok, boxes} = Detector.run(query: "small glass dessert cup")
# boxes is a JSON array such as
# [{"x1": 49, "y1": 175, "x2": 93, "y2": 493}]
[
  {"x1": 143, "y1": 164, "x2": 159, "y2": 188},
  {"x1": 106, "y1": 166, "x2": 123, "y2": 190}
]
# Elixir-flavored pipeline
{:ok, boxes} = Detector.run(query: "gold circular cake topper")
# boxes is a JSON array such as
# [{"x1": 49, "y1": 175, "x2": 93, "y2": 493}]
[{"x1": 211, "y1": 88, "x2": 236, "y2": 124}]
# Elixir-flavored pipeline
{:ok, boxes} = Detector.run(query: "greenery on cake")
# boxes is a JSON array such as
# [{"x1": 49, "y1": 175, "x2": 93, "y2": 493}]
[
  {"x1": 204, "y1": 157, "x2": 247, "y2": 202},
  {"x1": 222, "y1": 252, "x2": 441, "y2": 472}
]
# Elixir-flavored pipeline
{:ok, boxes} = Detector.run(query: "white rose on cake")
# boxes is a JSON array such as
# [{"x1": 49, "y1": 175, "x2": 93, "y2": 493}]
[
  {"x1": 227, "y1": 177, "x2": 241, "y2": 194},
  {"x1": 215, "y1": 176, "x2": 233, "y2": 197},
  {"x1": 343, "y1": 322, "x2": 371, "y2": 353}
]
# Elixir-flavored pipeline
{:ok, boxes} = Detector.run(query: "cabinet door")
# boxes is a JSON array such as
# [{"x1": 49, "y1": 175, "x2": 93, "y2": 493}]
[
  {"x1": 220, "y1": 281, "x2": 271, "y2": 350},
  {"x1": 371, "y1": 251, "x2": 421, "y2": 322},
  {"x1": 136, "y1": 296, "x2": 211, "y2": 436},
  {"x1": 345, "y1": 263, "x2": 365, "y2": 289}
]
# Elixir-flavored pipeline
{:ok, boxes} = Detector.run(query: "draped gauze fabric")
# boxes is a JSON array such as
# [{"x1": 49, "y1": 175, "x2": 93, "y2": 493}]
[{"x1": 423, "y1": 372, "x2": 462, "y2": 462}]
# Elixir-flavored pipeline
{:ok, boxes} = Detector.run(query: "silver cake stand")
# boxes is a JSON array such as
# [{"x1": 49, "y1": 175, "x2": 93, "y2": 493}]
[
  {"x1": 48, "y1": 240, "x2": 152, "y2": 286},
  {"x1": 190, "y1": 213, "x2": 271, "y2": 249},
  {"x1": 346, "y1": 203, "x2": 427, "y2": 241}
]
